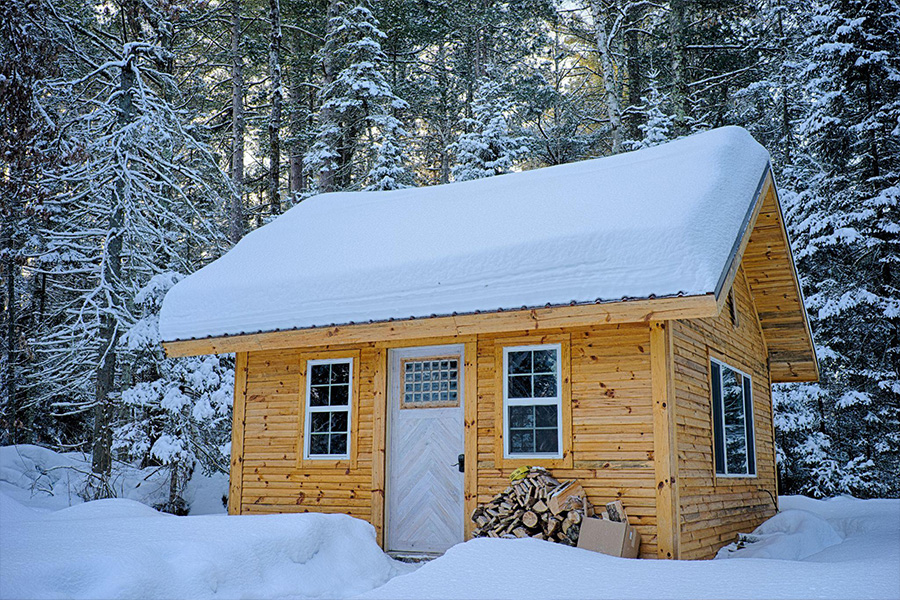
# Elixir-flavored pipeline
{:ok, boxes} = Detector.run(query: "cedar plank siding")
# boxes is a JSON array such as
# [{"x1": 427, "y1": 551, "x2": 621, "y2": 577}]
[
  {"x1": 239, "y1": 344, "x2": 377, "y2": 518},
  {"x1": 673, "y1": 264, "x2": 778, "y2": 559},
  {"x1": 475, "y1": 323, "x2": 658, "y2": 559},
  {"x1": 233, "y1": 324, "x2": 660, "y2": 559}
]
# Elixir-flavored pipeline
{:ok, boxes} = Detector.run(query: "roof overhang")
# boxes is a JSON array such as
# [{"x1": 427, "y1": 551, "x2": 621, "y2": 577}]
[
  {"x1": 715, "y1": 167, "x2": 819, "y2": 383},
  {"x1": 163, "y1": 292, "x2": 719, "y2": 357}
]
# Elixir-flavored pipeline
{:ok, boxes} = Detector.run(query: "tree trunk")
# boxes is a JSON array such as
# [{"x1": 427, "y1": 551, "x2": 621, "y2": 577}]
[
  {"x1": 92, "y1": 53, "x2": 133, "y2": 477},
  {"x1": 3, "y1": 244, "x2": 17, "y2": 441},
  {"x1": 624, "y1": 4, "x2": 645, "y2": 140},
  {"x1": 316, "y1": 0, "x2": 339, "y2": 193},
  {"x1": 229, "y1": 0, "x2": 245, "y2": 243},
  {"x1": 668, "y1": 0, "x2": 688, "y2": 133},
  {"x1": 589, "y1": 0, "x2": 623, "y2": 153},
  {"x1": 267, "y1": 0, "x2": 282, "y2": 215}
]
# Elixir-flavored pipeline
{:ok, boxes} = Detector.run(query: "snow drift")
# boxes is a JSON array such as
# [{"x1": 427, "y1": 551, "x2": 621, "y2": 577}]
[{"x1": 0, "y1": 494, "x2": 412, "y2": 599}]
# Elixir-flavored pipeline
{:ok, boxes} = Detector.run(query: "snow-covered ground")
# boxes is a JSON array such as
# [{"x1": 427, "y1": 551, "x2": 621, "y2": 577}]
[
  {"x1": 2, "y1": 445, "x2": 898, "y2": 599},
  {"x1": 361, "y1": 496, "x2": 900, "y2": 600},
  {"x1": 0, "y1": 444, "x2": 229, "y2": 515}
]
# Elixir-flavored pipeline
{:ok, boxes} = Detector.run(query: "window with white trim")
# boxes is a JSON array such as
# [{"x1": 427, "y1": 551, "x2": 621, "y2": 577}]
[
  {"x1": 503, "y1": 344, "x2": 562, "y2": 458},
  {"x1": 710, "y1": 358, "x2": 756, "y2": 476},
  {"x1": 304, "y1": 358, "x2": 352, "y2": 459}
]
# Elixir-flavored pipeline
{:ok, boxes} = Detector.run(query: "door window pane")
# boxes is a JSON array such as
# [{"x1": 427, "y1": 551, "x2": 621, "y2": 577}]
[{"x1": 401, "y1": 357, "x2": 460, "y2": 408}]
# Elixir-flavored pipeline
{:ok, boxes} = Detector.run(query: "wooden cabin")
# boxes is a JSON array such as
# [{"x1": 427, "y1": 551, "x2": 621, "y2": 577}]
[{"x1": 160, "y1": 127, "x2": 817, "y2": 560}]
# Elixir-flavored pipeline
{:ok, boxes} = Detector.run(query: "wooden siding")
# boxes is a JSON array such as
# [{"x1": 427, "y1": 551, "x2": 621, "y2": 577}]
[
  {"x1": 233, "y1": 325, "x2": 661, "y2": 559},
  {"x1": 475, "y1": 324, "x2": 660, "y2": 559},
  {"x1": 238, "y1": 344, "x2": 377, "y2": 520},
  {"x1": 673, "y1": 265, "x2": 779, "y2": 560}
]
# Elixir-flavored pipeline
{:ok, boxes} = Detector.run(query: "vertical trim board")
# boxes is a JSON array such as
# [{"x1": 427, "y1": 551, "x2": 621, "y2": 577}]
[
  {"x1": 464, "y1": 341, "x2": 478, "y2": 539},
  {"x1": 228, "y1": 351, "x2": 249, "y2": 515},
  {"x1": 371, "y1": 348, "x2": 388, "y2": 547},
  {"x1": 651, "y1": 322, "x2": 680, "y2": 558}
]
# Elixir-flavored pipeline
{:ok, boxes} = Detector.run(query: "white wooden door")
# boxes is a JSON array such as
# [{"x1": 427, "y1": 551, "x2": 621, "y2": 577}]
[{"x1": 387, "y1": 345, "x2": 465, "y2": 554}]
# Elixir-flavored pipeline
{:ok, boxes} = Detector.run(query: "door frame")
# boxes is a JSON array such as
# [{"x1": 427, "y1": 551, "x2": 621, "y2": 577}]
[{"x1": 371, "y1": 338, "x2": 477, "y2": 550}]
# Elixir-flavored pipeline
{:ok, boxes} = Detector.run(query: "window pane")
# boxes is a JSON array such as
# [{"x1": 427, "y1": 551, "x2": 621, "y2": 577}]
[
  {"x1": 331, "y1": 362, "x2": 350, "y2": 384},
  {"x1": 509, "y1": 429, "x2": 534, "y2": 454},
  {"x1": 508, "y1": 351, "x2": 532, "y2": 375},
  {"x1": 722, "y1": 365, "x2": 749, "y2": 474},
  {"x1": 535, "y1": 429, "x2": 559, "y2": 453},
  {"x1": 330, "y1": 384, "x2": 349, "y2": 406},
  {"x1": 535, "y1": 405, "x2": 558, "y2": 428},
  {"x1": 311, "y1": 412, "x2": 330, "y2": 433},
  {"x1": 309, "y1": 434, "x2": 329, "y2": 455},
  {"x1": 508, "y1": 375, "x2": 532, "y2": 398},
  {"x1": 509, "y1": 405, "x2": 534, "y2": 428},
  {"x1": 330, "y1": 433, "x2": 347, "y2": 455},
  {"x1": 310, "y1": 364, "x2": 330, "y2": 385},
  {"x1": 309, "y1": 386, "x2": 329, "y2": 407},
  {"x1": 330, "y1": 411, "x2": 348, "y2": 432},
  {"x1": 532, "y1": 349, "x2": 557, "y2": 374},
  {"x1": 533, "y1": 374, "x2": 557, "y2": 398}
]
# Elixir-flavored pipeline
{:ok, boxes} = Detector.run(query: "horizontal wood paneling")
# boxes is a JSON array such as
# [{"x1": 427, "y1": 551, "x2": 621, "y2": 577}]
[
  {"x1": 673, "y1": 265, "x2": 779, "y2": 559},
  {"x1": 475, "y1": 324, "x2": 659, "y2": 559},
  {"x1": 238, "y1": 344, "x2": 377, "y2": 520}
]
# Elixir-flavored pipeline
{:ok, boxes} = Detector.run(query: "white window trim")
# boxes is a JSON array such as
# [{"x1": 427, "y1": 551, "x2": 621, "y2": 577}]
[
  {"x1": 710, "y1": 357, "x2": 756, "y2": 478},
  {"x1": 502, "y1": 343, "x2": 563, "y2": 459},
  {"x1": 303, "y1": 357, "x2": 353, "y2": 460}
]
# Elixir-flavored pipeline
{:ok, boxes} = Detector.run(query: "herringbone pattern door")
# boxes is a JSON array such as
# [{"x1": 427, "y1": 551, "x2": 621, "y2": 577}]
[{"x1": 387, "y1": 345, "x2": 465, "y2": 554}]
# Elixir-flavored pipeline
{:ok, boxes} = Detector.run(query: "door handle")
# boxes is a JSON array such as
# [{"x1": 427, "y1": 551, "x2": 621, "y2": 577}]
[{"x1": 452, "y1": 453, "x2": 465, "y2": 473}]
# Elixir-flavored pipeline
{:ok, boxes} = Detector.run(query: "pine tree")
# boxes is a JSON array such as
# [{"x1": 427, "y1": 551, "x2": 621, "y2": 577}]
[
  {"x1": 626, "y1": 72, "x2": 675, "y2": 150},
  {"x1": 304, "y1": 2, "x2": 409, "y2": 193},
  {"x1": 365, "y1": 117, "x2": 410, "y2": 190},
  {"x1": 450, "y1": 74, "x2": 528, "y2": 181},
  {"x1": 29, "y1": 1, "x2": 230, "y2": 494},
  {"x1": 115, "y1": 273, "x2": 233, "y2": 514},
  {"x1": 774, "y1": 0, "x2": 900, "y2": 497}
]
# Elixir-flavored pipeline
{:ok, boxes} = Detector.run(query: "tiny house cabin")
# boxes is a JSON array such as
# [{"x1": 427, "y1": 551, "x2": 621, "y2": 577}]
[{"x1": 160, "y1": 127, "x2": 817, "y2": 560}]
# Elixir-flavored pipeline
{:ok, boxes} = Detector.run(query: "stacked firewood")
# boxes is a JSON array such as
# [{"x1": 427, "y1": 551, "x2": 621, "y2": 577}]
[{"x1": 471, "y1": 467, "x2": 593, "y2": 546}]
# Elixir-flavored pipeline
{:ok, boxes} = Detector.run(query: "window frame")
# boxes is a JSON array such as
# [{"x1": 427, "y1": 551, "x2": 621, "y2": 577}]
[
  {"x1": 709, "y1": 356, "x2": 757, "y2": 478},
  {"x1": 502, "y1": 343, "x2": 564, "y2": 460},
  {"x1": 302, "y1": 356, "x2": 354, "y2": 462}
]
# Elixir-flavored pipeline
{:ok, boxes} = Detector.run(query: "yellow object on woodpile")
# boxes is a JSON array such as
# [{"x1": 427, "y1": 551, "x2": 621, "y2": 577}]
[{"x1": 509, "y1": 466, "x2": 532, "y2": 482}]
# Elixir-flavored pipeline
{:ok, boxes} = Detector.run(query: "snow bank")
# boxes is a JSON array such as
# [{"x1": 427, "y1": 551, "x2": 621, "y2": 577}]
[
  {"x1": 715, "y1": 509, "x2": 843, "y2": 560},
  {"x1": 1, "y1": 495, "x2": 413, "y2": 600},
  {"x1": 0, "y1": 444, "x2": 227, "y2": 515},
  {"x1": 358, "y1": 496, "x2": 900, "y2": 600},
  {"x1": 160, "y1": 126, "x2": 770, "y2": 342}
]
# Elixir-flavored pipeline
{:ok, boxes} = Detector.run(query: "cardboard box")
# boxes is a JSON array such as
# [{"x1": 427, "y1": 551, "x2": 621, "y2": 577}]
[{"x1": 576, "y1": 517, "x2": 641, "y2": 558}]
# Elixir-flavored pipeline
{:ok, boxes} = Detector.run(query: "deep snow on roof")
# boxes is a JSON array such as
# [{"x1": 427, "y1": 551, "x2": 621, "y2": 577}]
[{"x1": 159, "y1": 126, "x2": 771, "y2": 342}]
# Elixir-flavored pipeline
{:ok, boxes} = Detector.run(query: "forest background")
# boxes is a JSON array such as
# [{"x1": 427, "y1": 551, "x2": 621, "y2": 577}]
[{"x1": 1, "y1": 0, "x2": 897, "y2": 512}]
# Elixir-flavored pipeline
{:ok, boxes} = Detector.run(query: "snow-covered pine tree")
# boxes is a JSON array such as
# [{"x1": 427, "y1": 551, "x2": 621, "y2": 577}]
[
  {"x1": 365, "y1": 116, "x2": 411, "y2": 190},
  {"x1": 115, "y1": 273, "x2": 233, "y2": 514},
  {"x1": 304, "y1": 1, "x2": 409, "y2": 193},
  {"x1": 625, "y1": 72, "x2": 675, "y2": 150},
  {"x1": 29, "y1": 1, "x2": 231, "y2": 496},
  {"x1": 450, "y1": 74, "x2": 528, "y2": 181},
  {"x1": 774, "y1": 0, "x2": 900, "y2": 497}
]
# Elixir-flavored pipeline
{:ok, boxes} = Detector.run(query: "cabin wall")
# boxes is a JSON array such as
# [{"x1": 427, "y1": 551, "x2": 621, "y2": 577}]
[
  {"x1": 234, "y1": 344, "x2": 378, "y2": 519},
  {"x1": 230, "y1": 324, "x2": 660, "y2": 558},
  {"x1": 475, "y1": 323, "x2": 659, "y2": 559},
  {"x1": 673, "y1": 265, "x2": 778, "y2": 560}
]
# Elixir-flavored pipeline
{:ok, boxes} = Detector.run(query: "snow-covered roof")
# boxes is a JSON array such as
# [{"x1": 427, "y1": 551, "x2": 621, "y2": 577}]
[{"x1": 159, "y1": 126, "x2": 771, "y2": 343}]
